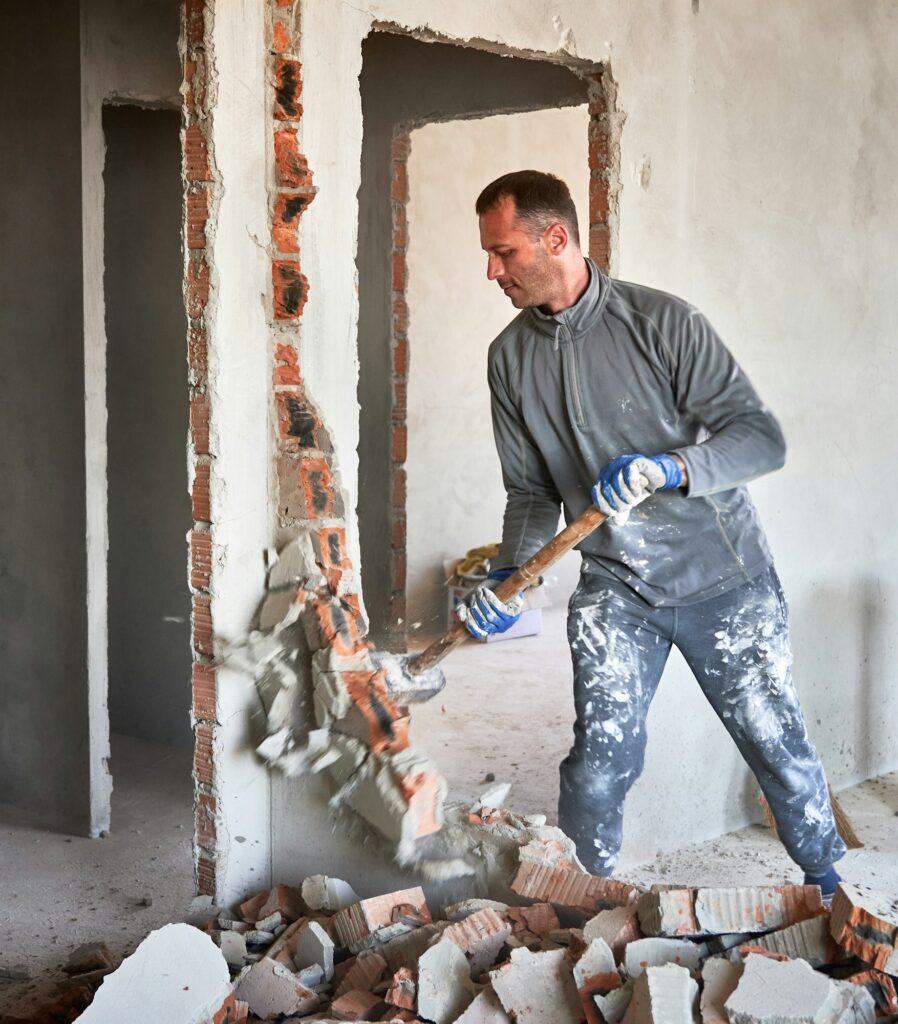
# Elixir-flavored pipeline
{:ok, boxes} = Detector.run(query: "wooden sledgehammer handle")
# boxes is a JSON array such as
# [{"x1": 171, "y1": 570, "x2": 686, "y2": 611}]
[{"x1": 408, "y1": 504, "x2": 609, "y2": 676}]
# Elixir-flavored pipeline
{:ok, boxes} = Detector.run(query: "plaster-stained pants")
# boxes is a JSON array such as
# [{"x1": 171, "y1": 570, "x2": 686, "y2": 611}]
[{"x1": 558, "y1": 567, "x2": 846, "y2": 877}]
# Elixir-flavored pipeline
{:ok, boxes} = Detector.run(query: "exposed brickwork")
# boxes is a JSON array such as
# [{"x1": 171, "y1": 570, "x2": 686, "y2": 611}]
[
  {"x1": 386, "y1": 128, "x2": 411, "y2": 646},
  {"x1": 586, "y1": 71, "x2": 615, "y2": 273},
  {"x1": 181, "y1": 0, "x2": 219, "y2": 898}
]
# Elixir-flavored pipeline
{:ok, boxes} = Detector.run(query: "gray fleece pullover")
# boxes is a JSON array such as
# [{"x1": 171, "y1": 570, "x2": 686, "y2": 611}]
[{"x1": 488, "y1": 259, "x2": 786, "y2": 606}]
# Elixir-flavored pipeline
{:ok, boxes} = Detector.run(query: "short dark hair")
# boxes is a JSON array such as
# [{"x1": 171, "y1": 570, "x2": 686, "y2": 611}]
[{"x1": 475, "y1": 170, "x2": 580, "y2": 247}]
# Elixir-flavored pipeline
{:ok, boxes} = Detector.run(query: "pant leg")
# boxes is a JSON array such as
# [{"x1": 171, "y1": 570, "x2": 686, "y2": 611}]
[
  {"x1": 558, "y1": 574, "x2": 672, "y2": 875},
  {"x1": 674, "y1": 567, "x2": 846, "y2": 875}
]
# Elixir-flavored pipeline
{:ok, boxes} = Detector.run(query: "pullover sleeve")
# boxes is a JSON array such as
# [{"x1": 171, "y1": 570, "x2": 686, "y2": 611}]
[
  {"x1": 668, "y1": 307, "x2": 786, "y2": 497},
  {"x1": 488, "y1": 354, "x2": 562, "y2": 567}
]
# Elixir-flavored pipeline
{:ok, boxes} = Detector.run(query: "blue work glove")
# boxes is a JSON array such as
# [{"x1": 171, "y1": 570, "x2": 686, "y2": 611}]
[
  {"x1": 592, "y1": 453, "x2": 683, "y2": 524},
  {"x1": 455, "y1": 568, "x2": 524, "y2": 641}
]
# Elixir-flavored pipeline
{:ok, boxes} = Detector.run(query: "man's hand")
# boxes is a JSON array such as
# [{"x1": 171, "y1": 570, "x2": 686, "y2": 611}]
[
  {"x1": 592, "y1": 453, "x2": 685, "y2": 524},
  {"x1": 455, "y1": 568, "x2": 524, "y2": 640}
]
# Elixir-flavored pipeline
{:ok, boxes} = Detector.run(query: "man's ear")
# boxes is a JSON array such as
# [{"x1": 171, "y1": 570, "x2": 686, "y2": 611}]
[{"x1": 544, "y1": 222, "x2": 569, "y2": 256}]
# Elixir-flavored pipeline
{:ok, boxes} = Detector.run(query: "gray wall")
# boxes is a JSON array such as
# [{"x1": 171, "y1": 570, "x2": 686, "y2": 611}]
[
  {"x1": 0, "y1": 5, "x2": 90, "y2": 830},
  {"x1": 104, "y1": 106, "x2": 192, "y2": 749},
  {"x1": 357, "y1": 33, "x2": 589, "y2": 647}
]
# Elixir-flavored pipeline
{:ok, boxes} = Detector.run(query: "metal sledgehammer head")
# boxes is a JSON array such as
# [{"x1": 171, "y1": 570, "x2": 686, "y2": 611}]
[{"x1": 372, "y1": 650, "x2": 447, "y2": 705}]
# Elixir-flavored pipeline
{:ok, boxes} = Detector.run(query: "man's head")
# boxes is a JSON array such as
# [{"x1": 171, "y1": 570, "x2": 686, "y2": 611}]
[{"x1": 476, "y1": 170, "x2": 584, "y2": 312}]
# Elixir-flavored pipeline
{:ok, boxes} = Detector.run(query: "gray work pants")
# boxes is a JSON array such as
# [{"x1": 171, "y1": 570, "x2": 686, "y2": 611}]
[{"x1": 558, "y1": 566, "x2": 846, "y2": 877}]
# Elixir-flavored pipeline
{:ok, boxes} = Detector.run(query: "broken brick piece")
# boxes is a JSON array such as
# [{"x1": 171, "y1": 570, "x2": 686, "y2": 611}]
[
  {"x1": 239, "y1": 890, "x2": 270, "y2": 924},
  {"x1": 335, "y1": 951, "x2": 388, "y2": 998},
  {"x1": 62, "y1": 942, "x2": 116, "y2": 976},
  {"x1": 443, "y1": 908, "x2": 512, "y2": 977},
  {"x1": 694, "y1": 885, "x2": 824, "y2": 935},
  {"x1": 846, "y1": 969, "x2": 898, "y2": 1015},
  {"x1": 258, "y1": 883, "x2": 305, "y2": 924},
  {"x1": 385, "y1": 966, "x2": 417, "y2": 1009},
  {"x1": 330, "y1": 988, "x2": 387, "y2": 1021},
  {"x1": 638, "y1": 888, "x2": 699, "y2": 937},
  {"x1": 490, "y1": 947, "x2": 582, "y2": 1024},
  {"x1": 749, "y1": 914, "x2": 840, "y2": 967},
  {"x1": 830, "y1": 882, "x2": 898, "y2": 974},
  {"x1": 510, "y1": 859, "x2": 638, "y2": 914},
  {"x1": 504, "y1": 904, "x2": 561, "y2": 949},
  {"x1": 583, "y1": 905, "x2": 642, "y2": 963},
  {"x1": 629, "y1": 963, "x2": 698, "y2": 1023},
  {"x1": 700, "y1": 958, "x2": 744, "y2": 1024},
  {"x1": 332, "y1": 887, "x2": 431, "y2": 952}
]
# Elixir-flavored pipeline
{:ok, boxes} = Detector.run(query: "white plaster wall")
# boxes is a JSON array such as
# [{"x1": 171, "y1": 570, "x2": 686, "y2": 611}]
[
  {"x1": 405, "y1": 108, "x2": 589, "y2": 633},
  {"x1": 80, "y1": 0, "x2": 181, "y2": 835},
  {"x1": 205, "y1": 2, "x2": 275, "y2": 904},
  {"x1": 294, "y1": 0, "x2": 898, "y2": 868}
]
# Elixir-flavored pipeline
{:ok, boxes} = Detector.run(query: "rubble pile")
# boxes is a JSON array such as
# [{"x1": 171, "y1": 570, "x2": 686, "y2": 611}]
[{"x1": 61, "y1": 807, "x2": 898, "y2": 1024}]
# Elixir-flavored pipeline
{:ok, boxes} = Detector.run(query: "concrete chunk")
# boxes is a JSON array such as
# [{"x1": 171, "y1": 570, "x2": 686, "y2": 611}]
[
  {"x1": 455, "y1": 984, "x2": 513, "y2": 1023},
  {"x1": 830, "y1": 882, "x2": 898, "y2": 974},
  {"x1": 418, "y1": 938, "x2": 476, "y2": 1024},
  {"x1": 700, "y1": 958, "x2": 744, "y2": 1024},
  {"x1": 624, "y1": 937, "x2": 704, "y2": 978},
  {"x1": 629, "y1": 963, "x2": 698, "y2": 1023},
  {"x1": 490, "y1": 947, "x2": 582, "y2": 1024},
  {"x1": 234, "y1": 956, "x2": 318, "y2": 1019},
  {"x1": 218, "y1": 929, "x2": 248, "y2": 968},
  {"x1": 77, "y1": 924, "x2": 231, "y2": 1024}
]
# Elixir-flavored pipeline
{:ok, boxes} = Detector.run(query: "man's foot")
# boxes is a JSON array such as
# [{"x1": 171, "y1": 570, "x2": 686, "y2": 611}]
[{"x1": 804, "y1": 865, "x2": 841, "y2": 904}]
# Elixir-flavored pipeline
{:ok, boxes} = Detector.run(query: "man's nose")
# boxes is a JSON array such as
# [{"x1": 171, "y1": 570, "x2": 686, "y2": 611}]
[{"x1": 486, "y1": 254, "x2": 502, "y2": 280}]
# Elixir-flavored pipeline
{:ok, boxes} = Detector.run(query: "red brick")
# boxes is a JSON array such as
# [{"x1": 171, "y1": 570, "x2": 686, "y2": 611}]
[
  {"x1": 184, "y1": 53, "x2": 207, "y2": 116},
  {"x1": 273, "y1": 260, "x2": 307, "y2": 319},
  {"x1": 392, "y1": 298, "x2": 408, "y2": 337},
  {"x1": 391, "y1": 251, "x2": 406, "y2": 292},
  {"x1": 186, "y1": 258, "x2": 210, "y2": 318},
  {"x1": 317, "y1": 526, "x2": 351, "y2": 572},
  {"x1": 389, "y1": 593, "x2": 405, "y2": 631},
  {"x1": 275, "y1": 342, "x2": 301, "y2": 385},
  {"x1": 276, "y1": 0, "x2": 293, "y2": 7},
  {"x1": 341, "y1": 670, "x2": 409, "y2": 754},
  {"x1": 391, "y1": 550, "x2": 406, "y2": 592},
  {"x1": 190, "y1": 394, "x2": 210, "y2": 454},
  {"x1": 277, "y1": 391, "x2": 323, "y2": 449},
  {"x1": 272, "y1": 192, "x2": 310, "y2": 254},
  {"x1": 277, "y1": 453, "x2": 309, "y2": 523},
  {"x1": 192, "y1": 462, "x2": 211, "y2": 521},
  {"x1": 191, "y1": 530, "x2": 213, "y2": 590},
  {"x1": 392, "y1": 380, "x2": 407, "y2": 423},
  {"x1": 196, "y1": 791, "x2": 217, "y2": 850},
  {"x1": 391, "y1": 134, "x2": 410, "y2": 163},
  {"x1": 194, "y1": 722, "x2": 215, "y2": 786},
  {"x1": 391, "y1": 159, "x2": 408, "y2": 204},
  {"x1": 393, "y1": 338, "x2": 408, "y2": 377},
  {"x1": 300, "y1": 456, "x2": 335, "y2": 518},
  {"x1": 192, "y1": 662, "x2": 216, "y2": 722},
  {"x1": 274, "y1": 58, "x2": 303, "y2": 120},
  {"x1": 391, "y1": 516, "x2": 405, "y2": 551},
  {"x1": 589, "y1": 183, "x2": 610, "y2": 223},
  {"x1": 392, "y1": 203, "x2": 407, "y2": 250},
  {"x1": 188, "y1": 324, "x2": 207, "y2": 379},
  {"x1": 272, "y1": 19, "x2": 290, "y2": 53},
  {"x1": 186, "y1": 187, "x2": 209, "y2": 249},
  {"x1": 184, "y1": 0, "x2": 205, "y2": 47},
  {"x1": 196, "y1": 853, "x2": 216, "y2": 897},
  {"x1": 193, "y1": 593, "x2": 213, "y2": 655},
  {"x1": 392, "y1": 469, "x2": 406, "y2": 509},
  {"x1": 391, "y1": 424, "x2": 407, "y2": 464},
  {"x1": 212, "y1": 994, "x2": 249, "y2": 1024},
  {"x1": 589, "y1": 224, "x2": 611, "y2": 271},
  {"x1": 311, "y1": 598, "x2": 366, "y2": 657},
  {"x1": 184, "y1": 123, "x2": 212, "y2": 182},
  {"x1": 273, "y1": 128, "x2": 315, "y2": 190}
]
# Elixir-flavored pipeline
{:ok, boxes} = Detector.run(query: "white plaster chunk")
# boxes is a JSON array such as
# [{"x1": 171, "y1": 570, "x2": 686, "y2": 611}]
[
  {"x1": 629, "y1": 963, "x2": 699, "y2": 1023},
  {"x1": 573, "y1": 937, "x2": 617, "y2": 988},
  {"x1": 594, "y1": 978, "x2": 634, "y2": 1023},
  {"x1": 76, "y1": 923, "x2": 230, "y2": 1024},
  {"x1": 313, "y1": 670, "x2": 352, "y2": 721},
  {"x1": 624, "y1": 937, "x2": 704, "y2": 978},
  {"x1": 234, "y1": 956, "x2": 318, "y2": 1019},
  {"x1": 291, "y1": 921, "x2": 335, "y2": 980},
  {"x1": 259, "y1": 587, "x2": 300, "y2": 630},
  {"x1": 323, "y1": 733, "x2": 368, "y2": 787},
  {"x1": 700, "y1": 957, "x2": 744, "y2": 1023},
  {"x1": 455, "y1": 984, "x2": 513, "y2": 1024},
  {"x1": 475, "y1": 782, "x2": 511, "y2": 810},
  {"x1": 301, "y1": 874, "x2": 359, "y2": 913},
  {"x1": 724, "y1": 954, "x2": 849, "y2": 1024},
  {"x1": 584, "y1": 905, "x2": 639, "y2": 950},
  {"x1": 829, "y1": 981, "x2": 876, "y2": 1023},
  {"x1": 218, "y1": 929, "x2": 248, "y2": 967},
  {"x1": 490, "y1": 947, "x2": 582, "y2": 1024},
  {"x1": 417, "y1": 938, "x2": 476, "y2": 1024},
  {"x1": 751, "y1": 916, "x2": 832, "y2": 967},
  {"x1": 268, "y1": 534, "x2": 319, "y2": 588}
]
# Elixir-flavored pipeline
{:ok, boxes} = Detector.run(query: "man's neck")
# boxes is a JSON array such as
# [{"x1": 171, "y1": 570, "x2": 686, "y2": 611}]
[{"x1": 540, "y1": 257, "x2": 591, "y2": 315}]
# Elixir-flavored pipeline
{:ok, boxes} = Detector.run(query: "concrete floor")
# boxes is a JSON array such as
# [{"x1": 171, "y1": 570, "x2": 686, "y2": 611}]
[{"x1": 2, "y1": 618, "x2": 896, "y2": 1014}]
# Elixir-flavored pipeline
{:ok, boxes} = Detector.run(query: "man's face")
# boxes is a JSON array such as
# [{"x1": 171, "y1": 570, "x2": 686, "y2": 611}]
[{"x1": 479, "y1": 196, "x2": 556, "y2": 309}]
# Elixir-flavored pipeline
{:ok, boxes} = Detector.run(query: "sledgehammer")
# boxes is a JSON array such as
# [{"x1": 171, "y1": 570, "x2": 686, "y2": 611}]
[{"x1": 378, "y1": 503, "x2": 611, "y2": 703}]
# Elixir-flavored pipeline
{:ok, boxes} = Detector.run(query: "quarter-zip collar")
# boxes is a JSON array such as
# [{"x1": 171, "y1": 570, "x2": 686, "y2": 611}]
[{"x1": 527, "y1": 258, "x2": 610, "y2": 342}]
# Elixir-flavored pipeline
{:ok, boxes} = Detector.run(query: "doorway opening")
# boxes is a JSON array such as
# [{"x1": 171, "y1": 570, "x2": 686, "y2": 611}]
[{"x1": 103, "y1": 104, "x2": 193, "y2": 826}]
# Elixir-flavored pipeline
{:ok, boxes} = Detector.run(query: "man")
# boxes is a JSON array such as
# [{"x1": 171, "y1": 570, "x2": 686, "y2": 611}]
[{"x1": 456, "y1": 169, "x2": 844, "y2": 896}]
